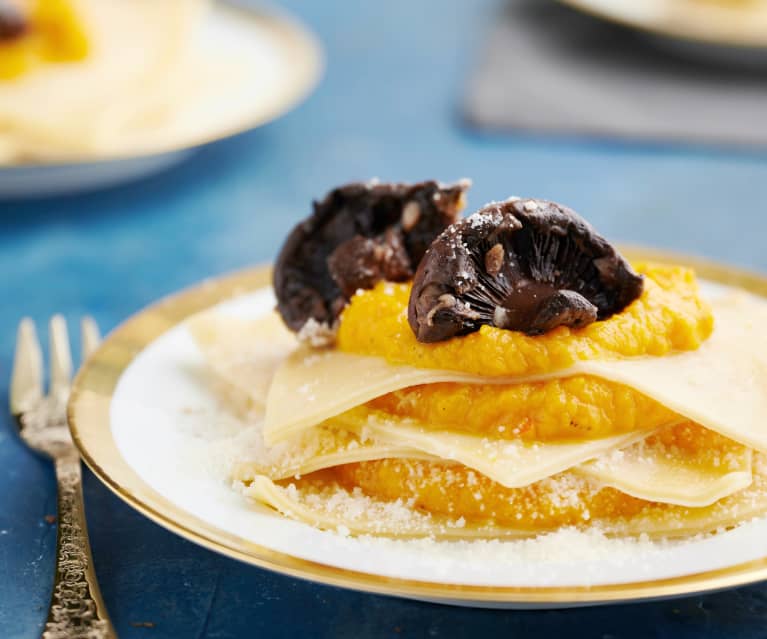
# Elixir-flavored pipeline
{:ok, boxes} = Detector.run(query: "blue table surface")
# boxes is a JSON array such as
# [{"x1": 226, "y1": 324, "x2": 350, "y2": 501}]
[{"x1": 3, "y1": 1, "x2": 767, "y2": 637}]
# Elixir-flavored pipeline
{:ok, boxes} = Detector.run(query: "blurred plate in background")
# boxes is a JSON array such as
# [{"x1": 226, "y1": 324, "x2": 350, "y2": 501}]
[
  {"x1": 0, "y1": 3, "x2": 322, "y2": 199},
  {"x1": 558, "y1": 0, "x2": 767, "y2": 48}
]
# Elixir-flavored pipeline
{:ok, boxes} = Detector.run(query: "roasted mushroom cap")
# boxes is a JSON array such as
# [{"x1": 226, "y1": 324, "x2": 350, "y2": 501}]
[
  {"x1": 0, "y1": 3, "x2": 27, "y2": 41},
  {"x1": 274, "y1": 179, "x2": 470, "y2": 343},
  {"x1": 408, "y1": 198, "x2": 644, "y2": 342}
]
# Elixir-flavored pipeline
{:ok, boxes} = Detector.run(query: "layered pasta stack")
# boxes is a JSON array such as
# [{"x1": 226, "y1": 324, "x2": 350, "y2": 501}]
[{"x1": 189, "y1": 186, "x2": 767, "y2": 539}]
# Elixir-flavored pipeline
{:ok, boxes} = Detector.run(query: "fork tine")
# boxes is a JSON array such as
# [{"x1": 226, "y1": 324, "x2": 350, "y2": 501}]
[
  {"x1": 49, "y1": 315, "x2": 73, "y2": 401},
  {"x1": 80, "y1": 316, "x2": 101, "y2": 361},
  {"x1": 10, "y1": 318, "x2": 44, "y2": 416}
]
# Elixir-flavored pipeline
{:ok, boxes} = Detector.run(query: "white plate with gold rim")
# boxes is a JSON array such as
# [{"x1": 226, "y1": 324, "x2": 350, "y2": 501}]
[
  {"x1": 68, "y1": 248, "x2": 767, "y2": 609},
  {"x1": 0, "y1": 3, "x2": 322, "y2": 198}
]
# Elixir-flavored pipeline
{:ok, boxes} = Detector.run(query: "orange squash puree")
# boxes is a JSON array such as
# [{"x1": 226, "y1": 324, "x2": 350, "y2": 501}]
[
  {"x1": 337, "y1": 263, "x2": 714, "y2": 378},
  {"x1": 367, "y1": 376, "x2": 679, "y2": 441},
  {"x1": 331, "y1": 457, "x2": 648, "y2": 531},
  {"x1": 329, "y1": 423, "x2": 738, "y2": 530},
  {"x1": 0, "y1": 0, "x2": 88, "y2": 80},
  {"x1": 645, "y1": 421, "x2": 748, "y2": 471}
]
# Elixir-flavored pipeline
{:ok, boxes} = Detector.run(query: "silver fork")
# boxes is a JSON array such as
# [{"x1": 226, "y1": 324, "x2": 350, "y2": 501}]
[{"x1": 11, "y1": 316, "x2": 117, "y2": 639}]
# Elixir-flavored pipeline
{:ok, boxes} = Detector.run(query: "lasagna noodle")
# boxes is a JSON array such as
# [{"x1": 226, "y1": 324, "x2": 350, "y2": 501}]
[
  {"x1": 576, "y1": 433, "x2": 753, "y2": 507},
  {"x1": 187, "y1": 310, "x2": 296, "y2": 412},
  {"x1": 339, "y1": 411, "x2": 652, "y2": 489},
  {"x1": 233, "y1": 413, "x2": 650, "y2": 489},
  {"x1": 231, "y1": 424, "x2": 437, "y2": 483},
  {"x1": 243, "y1": 455, "x2": 767, "y2": 539},
  {"x1": 245, "y1": 475, "x2": 519, "y2": 539},
  {"x1": 263, "y1": 341, "x2": 538, "y2": 445}
]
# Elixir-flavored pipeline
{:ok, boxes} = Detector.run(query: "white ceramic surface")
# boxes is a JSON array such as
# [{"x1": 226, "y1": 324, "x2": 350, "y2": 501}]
[
  {"x1": 108, "y1": 282, "x2": 767, "y2": 607},
  {"x1": 0, "y1": 151, "x2": 193, "y2": 198}
]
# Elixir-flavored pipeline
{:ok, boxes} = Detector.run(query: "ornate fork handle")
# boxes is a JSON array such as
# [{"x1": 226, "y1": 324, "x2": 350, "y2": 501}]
[
  {"x1": 44, "y1": 452, "x2": 116, "y2": 639},
  {"x1": 12, "y1": 317, "x2": 116, "y2": 638}
]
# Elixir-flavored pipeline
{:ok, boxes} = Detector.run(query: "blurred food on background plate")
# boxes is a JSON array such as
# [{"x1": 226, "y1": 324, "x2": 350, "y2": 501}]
[{"x1": 0, "y1": 0, "x2": 256, "y2": 164}]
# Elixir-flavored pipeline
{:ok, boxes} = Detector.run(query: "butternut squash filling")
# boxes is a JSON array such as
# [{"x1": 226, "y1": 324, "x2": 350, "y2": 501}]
[
  {"x1": 367, "y1": 376, "x2": 679, "y2": 441},
  {"x1": 338, "y1": 263, "x2": 714, "y2": 378},
  {"x1": 322, "y1": 423, "x2": 744, "y2": 530},
  {"x1": 0, "y1": 0, "x2": 88, "y2": 80},
  {"x1": 328, "y1": 460, "x2": 647, "y2": 530}
]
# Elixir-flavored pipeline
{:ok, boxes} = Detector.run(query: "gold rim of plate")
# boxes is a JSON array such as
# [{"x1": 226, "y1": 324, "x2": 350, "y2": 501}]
[
  {"x1": 6, "y1": 3, "x2": 323, "y2": 168},
  {"x1": 558, "y1": 0, "x2": 767, "y2": 48},
  {"x1": 68, "y1": 247, "x2": 767, "y2": 606}
]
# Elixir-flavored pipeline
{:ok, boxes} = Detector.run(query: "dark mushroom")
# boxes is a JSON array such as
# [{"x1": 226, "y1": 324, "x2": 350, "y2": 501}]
[
  {"x1": 0, "y1": 2, "x2": 27, "y2": 41},
  {"x1": 408, "y1": 197, "x2": 644, "y2": 342},
  {"x1": 274, "y1": 179, "x2": 470, "y2": 344}
]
